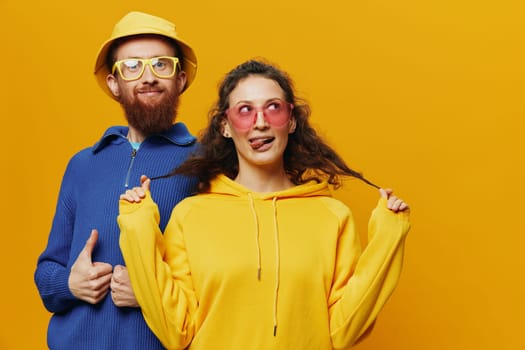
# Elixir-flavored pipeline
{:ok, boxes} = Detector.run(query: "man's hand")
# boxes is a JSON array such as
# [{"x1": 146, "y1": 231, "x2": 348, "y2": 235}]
[
  {"x1": 68, "y1": 229, "x2": 113, "y2": 304},
  {"x1": 110, "y1": 265, "x2": 139, "y2": 307}
]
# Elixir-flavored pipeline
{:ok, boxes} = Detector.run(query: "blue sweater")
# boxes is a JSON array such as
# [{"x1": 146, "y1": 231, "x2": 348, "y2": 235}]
[{"x1": 35, "y1": 124, "x2": 199, "y2": 350}]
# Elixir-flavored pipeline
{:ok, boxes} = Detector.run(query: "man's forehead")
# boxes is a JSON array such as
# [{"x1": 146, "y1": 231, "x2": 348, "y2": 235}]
[{"x1": 114, "y1": 35, "x2": 177, "y2": 58}]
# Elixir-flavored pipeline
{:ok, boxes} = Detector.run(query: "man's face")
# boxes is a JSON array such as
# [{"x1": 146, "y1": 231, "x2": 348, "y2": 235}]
[{"x1": 106, "y1": 36, "x2": 187, "y2": 135}]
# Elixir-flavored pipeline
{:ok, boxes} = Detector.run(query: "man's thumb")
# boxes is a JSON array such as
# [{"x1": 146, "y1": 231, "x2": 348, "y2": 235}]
[{"x1": 83, "y1": 229, "x2": 99, "y2": 259}]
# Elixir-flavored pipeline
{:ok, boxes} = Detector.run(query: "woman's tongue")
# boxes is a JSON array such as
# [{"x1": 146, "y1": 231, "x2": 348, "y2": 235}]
[{"x1": 250, "y1": 137, "x2": 274, "y2": 149}]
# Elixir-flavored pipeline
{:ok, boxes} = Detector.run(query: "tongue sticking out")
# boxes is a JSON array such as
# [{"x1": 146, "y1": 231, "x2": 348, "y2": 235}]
[{"x1": 250, "y1": 137, "x2": 274, "y2": 149}]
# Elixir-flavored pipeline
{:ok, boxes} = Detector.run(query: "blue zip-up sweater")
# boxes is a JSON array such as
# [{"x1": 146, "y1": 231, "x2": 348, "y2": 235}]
[{"x1": 34, "y1": 123, "x2": 199, "y2": 350}]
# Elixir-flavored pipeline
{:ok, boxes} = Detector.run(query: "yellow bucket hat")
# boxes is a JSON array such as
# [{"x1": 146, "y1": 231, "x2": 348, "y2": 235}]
[{"x1": 94, "y1": 11, "x2": 197, "y2": 100}]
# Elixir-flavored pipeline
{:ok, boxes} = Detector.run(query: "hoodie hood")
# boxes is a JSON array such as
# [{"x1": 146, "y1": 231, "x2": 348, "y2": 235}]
[{"x1": 209, "y1": 174, "x2": 332, "y2": 200}]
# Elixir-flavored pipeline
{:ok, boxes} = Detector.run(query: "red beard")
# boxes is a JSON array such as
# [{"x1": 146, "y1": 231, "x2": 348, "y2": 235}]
[{"x1": 120, "y1": 87, "x2": 180, "y2": 136}]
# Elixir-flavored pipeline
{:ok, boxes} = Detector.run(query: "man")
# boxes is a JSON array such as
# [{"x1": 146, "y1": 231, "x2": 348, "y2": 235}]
[{"x1": 34, "y1": 12, "x2": 198, "y2": 349}]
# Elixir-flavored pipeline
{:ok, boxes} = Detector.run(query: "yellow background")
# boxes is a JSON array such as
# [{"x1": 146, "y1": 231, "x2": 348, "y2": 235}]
[{"x1": 3, "y1": 0, "x2": 524, "y2": 349}]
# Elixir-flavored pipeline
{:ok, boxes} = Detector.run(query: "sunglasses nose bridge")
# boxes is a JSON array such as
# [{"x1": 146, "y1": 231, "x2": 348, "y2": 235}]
[{"x1": 253, "y1": 110, "x2": 268, "y2": 127}]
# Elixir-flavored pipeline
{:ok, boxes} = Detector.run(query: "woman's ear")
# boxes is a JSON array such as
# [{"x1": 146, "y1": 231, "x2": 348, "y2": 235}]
[
  {"x1": 106, "y1": 74, "x2": 120, "y2": 98},
  {"x1": 288, "y1": 117, "x2": 297, "y2": 134},
  {"x1": 221, "y1": 119, "x2": 232, "y2": 138}
]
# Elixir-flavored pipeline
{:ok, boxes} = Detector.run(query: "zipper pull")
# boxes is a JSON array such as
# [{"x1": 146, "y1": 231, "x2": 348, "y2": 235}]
[{"x1": 124, "y1": 148, "x2": 138, "y2": 188}]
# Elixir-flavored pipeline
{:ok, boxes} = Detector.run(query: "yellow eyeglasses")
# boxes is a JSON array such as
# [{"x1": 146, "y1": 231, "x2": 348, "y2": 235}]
[{"x1": 111, "y1": 56, "x2": 180, "y2": 81}]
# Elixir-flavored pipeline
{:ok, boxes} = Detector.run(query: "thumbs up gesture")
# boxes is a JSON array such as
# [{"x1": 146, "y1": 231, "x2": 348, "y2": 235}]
[{"x1": 68, "y1": 229, "x2": 113, "y2": 304}]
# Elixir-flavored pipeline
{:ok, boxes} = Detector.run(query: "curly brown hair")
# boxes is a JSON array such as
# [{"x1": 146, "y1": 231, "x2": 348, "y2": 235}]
[{"x1": 154, "y1": 59, "x2": 378, "y2": 192}]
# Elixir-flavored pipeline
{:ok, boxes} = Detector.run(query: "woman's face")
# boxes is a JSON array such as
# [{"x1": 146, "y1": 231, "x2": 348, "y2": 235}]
[{"x1": 223, "y1": 75, "x2": 296, "y2": 173}]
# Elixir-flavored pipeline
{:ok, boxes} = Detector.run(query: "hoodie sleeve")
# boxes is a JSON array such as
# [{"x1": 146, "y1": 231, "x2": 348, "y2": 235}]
[
  {"x1": 118, "y1": 192, "x2": 197, "y2": 350},
  {"x1": 329, "y1": 197, "x2": 411, "y2": 349}
]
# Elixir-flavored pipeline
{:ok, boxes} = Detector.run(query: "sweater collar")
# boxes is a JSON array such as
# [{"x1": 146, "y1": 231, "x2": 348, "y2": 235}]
[{"x1": 92, "y1": 123, "x2": 196, "y2": 153}]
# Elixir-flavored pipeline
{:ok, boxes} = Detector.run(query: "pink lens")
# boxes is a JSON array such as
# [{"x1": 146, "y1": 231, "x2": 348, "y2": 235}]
[{"x1": 227, "y1": 99, "x2": 293, "y2": 131}]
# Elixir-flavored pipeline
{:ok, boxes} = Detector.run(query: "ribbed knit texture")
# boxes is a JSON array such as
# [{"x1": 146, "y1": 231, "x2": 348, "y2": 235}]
[{"x1": 34, "y1": 124, "x2": 199, "y2": 350}]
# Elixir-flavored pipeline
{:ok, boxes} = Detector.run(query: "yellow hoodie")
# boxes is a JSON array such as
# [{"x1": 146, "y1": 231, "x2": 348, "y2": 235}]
[{"x1": 118, "y1": 174, "x2": 410, "y2": 350}]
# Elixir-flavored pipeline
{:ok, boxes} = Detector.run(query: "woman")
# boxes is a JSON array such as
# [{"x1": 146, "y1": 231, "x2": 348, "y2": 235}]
[{"x1": 118, "y1": 59, "x2": 410, "y2": 350}]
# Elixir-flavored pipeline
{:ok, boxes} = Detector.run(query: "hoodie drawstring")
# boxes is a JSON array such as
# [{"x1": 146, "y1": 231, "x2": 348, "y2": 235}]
[
  {"x1": 248, "y1": 193, "x2": 262, "y2": 280},
  {"x1": 272, "y1": 197, "x2": 280, "y2": 336},
  {"x1": 248, "y1": 194, "x2": 281, "y2": 337}
]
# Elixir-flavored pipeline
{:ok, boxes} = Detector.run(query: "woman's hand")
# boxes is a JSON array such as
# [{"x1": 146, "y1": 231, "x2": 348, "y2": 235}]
[
  {"x1": 120, "y1": 175, "x2": 151, "y2": 203},
  {"x1": 379, "y1": 188, "x2": 409, "y2": 213}
]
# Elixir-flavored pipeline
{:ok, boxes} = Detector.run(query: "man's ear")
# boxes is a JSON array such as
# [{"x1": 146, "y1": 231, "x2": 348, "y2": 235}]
[
  {"x1": 106, "y1": 74, "x2": 120, "y2": 98},
  {"x1": 176, "y1": 71, "x2": 187, "y2": 94}
]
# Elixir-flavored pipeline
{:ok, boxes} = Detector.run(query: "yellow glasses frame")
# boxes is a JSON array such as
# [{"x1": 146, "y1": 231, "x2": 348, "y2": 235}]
[{"x1": 111, "y1": 56, "x2": 180, "y2": 81}]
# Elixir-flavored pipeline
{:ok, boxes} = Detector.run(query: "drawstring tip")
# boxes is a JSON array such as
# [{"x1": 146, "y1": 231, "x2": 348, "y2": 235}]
[
  {"x1": 257, "y1": 268, "x2": 261, "y2": 280},
  {"x1": 273, "y1": 325, "x2": 277, "y2": 336}
]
